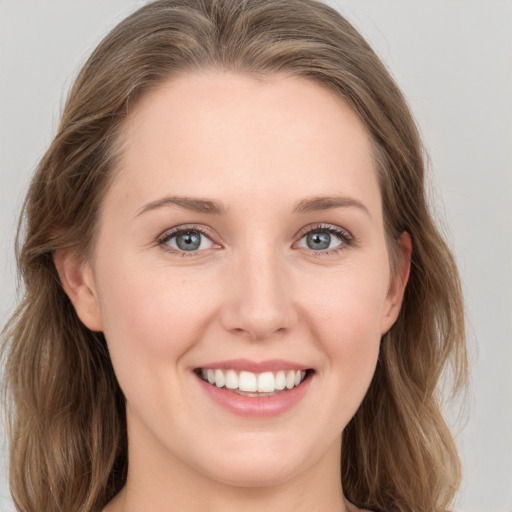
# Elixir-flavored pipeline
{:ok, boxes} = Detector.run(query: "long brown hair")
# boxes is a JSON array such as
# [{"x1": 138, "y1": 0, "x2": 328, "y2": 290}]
[{"x1": 2, "y1": 1, "x2": 467, "y2": 511}]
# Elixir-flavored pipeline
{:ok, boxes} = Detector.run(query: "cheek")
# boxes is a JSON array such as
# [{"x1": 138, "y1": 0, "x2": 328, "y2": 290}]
[
  {"x1": 307, "y1": 262, "x2": 388, "y2": 335},
  {"x1": 302, "y1": 264, "x2": 388, "y2": 384},
  {"x1": 94, "y1": 259, "x2": 214, "y2": 389}
]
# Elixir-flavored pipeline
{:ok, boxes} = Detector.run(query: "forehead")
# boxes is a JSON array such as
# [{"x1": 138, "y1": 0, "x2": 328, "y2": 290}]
[{"x1": 110, "y1": 71, "x2": 381, "y2": 216}]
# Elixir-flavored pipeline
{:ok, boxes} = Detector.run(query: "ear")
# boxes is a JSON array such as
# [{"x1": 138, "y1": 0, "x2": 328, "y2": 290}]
[
  {"x1": 380, "y1": 232, "x2": 412, "y2": 335},
  {"x1": 53, "y1": 249, "x2": 103, "y2": 332}
]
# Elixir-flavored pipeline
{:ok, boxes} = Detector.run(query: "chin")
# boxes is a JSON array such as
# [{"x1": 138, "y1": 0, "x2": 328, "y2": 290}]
[
  {"x1": 206, "y1": 459, "x2": 302, "y2": 488},
  {"x1": 188, "y1": 442, "x2": 308, "y2": 488}
]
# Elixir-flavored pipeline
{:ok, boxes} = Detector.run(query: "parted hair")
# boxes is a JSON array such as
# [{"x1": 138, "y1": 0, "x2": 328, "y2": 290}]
[{"x1": 1, "y1": 1, "x2": 467, "y2": 511}]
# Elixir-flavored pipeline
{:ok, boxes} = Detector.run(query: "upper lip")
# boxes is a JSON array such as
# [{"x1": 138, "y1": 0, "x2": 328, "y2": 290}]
[{"x1": 195, "y1": 358, "x2": 311, "y2": 373}]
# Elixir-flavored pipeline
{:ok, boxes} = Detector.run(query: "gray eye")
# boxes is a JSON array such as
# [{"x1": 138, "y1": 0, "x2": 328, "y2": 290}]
[
  {"x1": 306, "y1": 232, "x2": 331, "y2": 250},
  {"x1": 297, "y1": 229, "x2": 343, "y2": 252},
  {"x1": 176, "y1": 231, "x2": 202, "y2": 251},
  {"x1": 164, "y1": 229, "x2": 215, "y2": 252}
]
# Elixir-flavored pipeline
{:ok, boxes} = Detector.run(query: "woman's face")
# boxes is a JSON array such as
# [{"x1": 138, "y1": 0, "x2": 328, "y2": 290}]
[{"x1": 68, "y1": 72, "x2": 409, "y2": 488}]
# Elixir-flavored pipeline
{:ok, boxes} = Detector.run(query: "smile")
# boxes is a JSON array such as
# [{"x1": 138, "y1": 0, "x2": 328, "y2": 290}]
[
  {"x1": 193, "y1": 360, "x2": 314, "y2": 417},
  {"x1": 197, "y1": 368, "x2": 308, "y2": 394}
]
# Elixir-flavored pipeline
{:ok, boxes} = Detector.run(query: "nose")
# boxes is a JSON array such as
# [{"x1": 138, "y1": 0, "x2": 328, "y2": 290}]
[{"x1": 220, "y1": 248, "x2": 298, "y2": 341}]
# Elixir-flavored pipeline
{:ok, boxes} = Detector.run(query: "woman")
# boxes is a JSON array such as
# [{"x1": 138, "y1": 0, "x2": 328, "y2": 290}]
[{"x1": 1, "y1": 0, "x2": 467, "y2": 511}]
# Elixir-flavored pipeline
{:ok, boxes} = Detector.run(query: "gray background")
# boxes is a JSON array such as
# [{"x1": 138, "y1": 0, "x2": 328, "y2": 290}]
[{"x1": 1, "y1": 1, "x2": 511, "y2": 511}]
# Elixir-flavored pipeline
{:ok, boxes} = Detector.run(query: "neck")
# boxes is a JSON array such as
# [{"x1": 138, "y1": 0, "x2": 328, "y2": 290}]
[{"x1": 119, "y1": 478, "x2": 351, "y2": 512}]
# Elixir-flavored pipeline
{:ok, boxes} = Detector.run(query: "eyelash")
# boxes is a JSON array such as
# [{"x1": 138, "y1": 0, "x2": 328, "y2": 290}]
[{"x1": 157, "y1": 223, "x2": 354, "y2": 258}]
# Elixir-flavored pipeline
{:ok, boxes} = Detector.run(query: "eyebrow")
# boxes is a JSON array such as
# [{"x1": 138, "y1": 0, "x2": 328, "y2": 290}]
[
  {"x1": 136, "y1": 194, "x2": 370, "y2": 217},
  {"x1": 292, "y1": 195, "x2": 370, "y2": 216},
  {"x1": 136, "y1": 196, "x2": 228, "y2": 217}
]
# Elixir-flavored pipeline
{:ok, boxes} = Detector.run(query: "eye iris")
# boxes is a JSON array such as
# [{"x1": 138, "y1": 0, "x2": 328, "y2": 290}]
[
  {"x1": 307, "y1": 232, "x2": 331, "y2": 250},
  {"x1": 176, "y1": 231, "x2": 201, "y2": 251}
]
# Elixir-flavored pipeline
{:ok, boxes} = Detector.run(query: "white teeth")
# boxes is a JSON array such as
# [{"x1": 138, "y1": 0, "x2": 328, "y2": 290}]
[
  {"x1": 239, "y1": 371, "x2": 257, "y2": 392},
  {"x1": 275, "y1": 371, "x2": 286, "y2": 390},
  {"x1": 199, "y1": 368, "x2": 308, "y2": 393},
  {"x1": 214, "y1": 369, "x2": 225, "y2": 388},
  {"x1": 225, "y1": 369, "x2": 238, "y2": 389},
  {"x1": 285, "y1": 370, "x2": 295, "y2": 389},
  {"x1": 257, "y1": 372, "x2": 275, "y2": 392}
]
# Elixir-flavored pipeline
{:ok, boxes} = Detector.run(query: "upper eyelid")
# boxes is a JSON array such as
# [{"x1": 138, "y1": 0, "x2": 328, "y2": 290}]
[
  {"x1": 294, "y1": 223, "x2": 353, "y2": 241},
  {"x1": 157, "y1": 224, "x2": 217, "y2": 242},
  {"x1": 158, "y1": 222, "x2": 351, "y2": 238}
]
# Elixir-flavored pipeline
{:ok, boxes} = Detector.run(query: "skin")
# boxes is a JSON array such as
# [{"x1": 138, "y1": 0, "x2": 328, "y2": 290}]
[{"x1": 56, "y1": 71, "x2": 411, "y2": 512}]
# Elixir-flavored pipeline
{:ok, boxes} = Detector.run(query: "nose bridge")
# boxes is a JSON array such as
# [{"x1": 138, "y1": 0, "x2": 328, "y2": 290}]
[{"x1": 221, "y1": 241, "x2": 296, "y2": 340}]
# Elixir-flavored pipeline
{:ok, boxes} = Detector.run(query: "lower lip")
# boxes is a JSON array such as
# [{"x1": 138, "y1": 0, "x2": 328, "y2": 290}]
[{"x1": 194, "y1": 372, "x2": 312, "y2": 418}]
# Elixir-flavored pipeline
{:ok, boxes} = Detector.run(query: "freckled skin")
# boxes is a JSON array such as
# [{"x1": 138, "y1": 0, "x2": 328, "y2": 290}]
[{"x1": 65, "y1": 72, "x2": 409, "y2": 512}]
